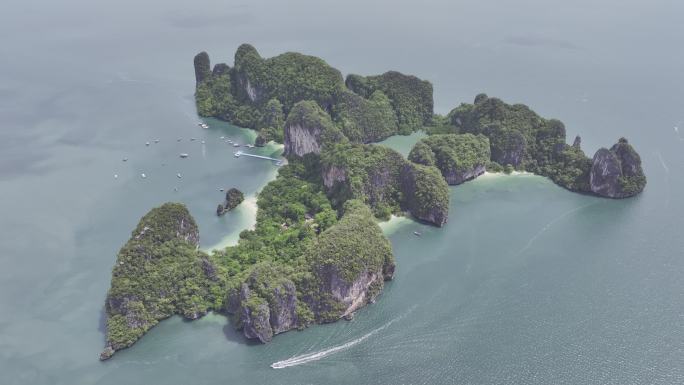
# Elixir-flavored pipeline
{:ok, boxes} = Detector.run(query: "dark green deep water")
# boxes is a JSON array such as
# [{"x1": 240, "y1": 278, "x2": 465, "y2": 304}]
[{"x1": 1, "y1": 0, "x2": 682, "y2": 383}]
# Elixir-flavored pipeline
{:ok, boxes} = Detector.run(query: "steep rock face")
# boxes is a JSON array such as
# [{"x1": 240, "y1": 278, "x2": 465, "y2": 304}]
[
  {"x1": 240, "y1": 298, "x2": 273, "y2": 342},
  {"x1": 101, "y1": 203, "x2": 222, "y2": 360},
  {"x1": 212, "y1": 63, "x2": 230, "y2": 77},
  {"x1": 284, "y1": 101, "x2": 344, "y2": 157},
  {"x1": 589, "y1": 138, "x2": 646, "y2": 198},
  {"x1": 285, "y1": 124, "x2": 323, "y2": 157},
  {"x1": 572, "y1": 135, "x2": 582, "y2": 149},
  {"x1": 267, "y1": 281, "x2": 298, "y2": 334},
  {"x1": 193, "y1": 51, "x2": 211, "y2": 85},
  {"x1": 400, "y1": 163, "x2": 450, "y2": 226},
  {"x1": 443, "y1": 164, "x2": 486, "y2": 185},
  {"x1": 322, "y1": 165, "x2": 348, "y2": 190},
  {"x1": 312, "y1": 265, "x2": 382, "y2": 319},
  {"x1": 232, "y1": 44, "x2": 266, "y2": 103},
  {"x1": 226, "y1": 264, "x2": 299, "y2": 343}
]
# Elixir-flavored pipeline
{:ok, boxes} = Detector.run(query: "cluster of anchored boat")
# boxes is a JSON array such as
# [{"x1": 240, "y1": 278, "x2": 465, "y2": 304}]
[{"x1": 113, "y1": 120, "x2": 282, "y2": 185}]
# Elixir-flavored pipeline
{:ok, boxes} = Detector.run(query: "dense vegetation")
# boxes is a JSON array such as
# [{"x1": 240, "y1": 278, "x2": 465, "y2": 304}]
[
  {"x1": 409, "y1": 134, "x2": 490, "y2": 184},
  {"x1": 320, "y1": 143, "x2": 405, "y2": 218},
  {"x1": 102, "y1": 203, "x2": 226, "y2": 359},
  {"x1": 331, "y1": 88, "x2": 398, "y2": 143},
  {"x1": 194, "y1": 45, "x2": 434, "y2": 146},
  {"x1": 103, "y1": 157, "x2": 400, "y2": 356},
  {"x1": 399, "y1": 163, "x2": 450, "y2": 226},
  {"x1": 320, "y1": 142, "x2": 449, "y2": 223},
  {"x1": 256, "y1": 99, "x2": 285, "y2": 144},
  {"x1": 444, "y1": 94, "x2": 593, "y2": 191},
  {"x1": 232, "y1": 44, "x2": 344, "y2": 112},
  {"x1": 195, "y1": 46, "x2": 644, "y2": 197},
  {"x1": 213, "y1": 162, "x2": 337, "y2": 275},
  {"x1": 345, "y1": 71, "x2": 434, "y2": 132}
]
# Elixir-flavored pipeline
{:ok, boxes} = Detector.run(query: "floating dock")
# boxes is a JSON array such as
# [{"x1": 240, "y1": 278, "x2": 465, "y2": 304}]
[{"x1": 234, "y1": 151, "x2": 282, "y2": 165}]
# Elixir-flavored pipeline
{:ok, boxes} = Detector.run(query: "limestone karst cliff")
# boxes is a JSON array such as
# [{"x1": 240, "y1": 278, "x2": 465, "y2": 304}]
[{"x1": 589, "y1": 138, "x2": 646, "y2": 198}]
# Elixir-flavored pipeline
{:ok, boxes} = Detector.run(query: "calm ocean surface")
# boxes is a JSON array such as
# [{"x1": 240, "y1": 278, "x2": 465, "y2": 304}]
[{"x1": 1, "y1": 0, "x2": 682, "y2": 383}]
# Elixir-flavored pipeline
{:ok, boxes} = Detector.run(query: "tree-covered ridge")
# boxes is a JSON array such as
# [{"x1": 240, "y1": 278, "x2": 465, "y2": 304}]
[
  {"x1": 321, "y1": 143, "x2": 405, "y2": 216},
  {"x1": 346, "y1": 71, "x2": 434, "y2": 132},
  {"x1": 331, "y1": 88, "x2": 398, "y2": 143},
  {"x1": 447, "y1": 93, "x2": 567, "y2": 172},
  {"x1": 101, "y1": 203, "x2": 226, "y2": 360},
  {"x1": 300, "y1": 199, "x2": 395, "y2": 322},
  {"x1": 399, "y1": 162, "x2": 450, "y2": 226},
  {"x1": 194, "y1": 45, "x2": 434, "y2": 145},
  {"x1": 443, "y1": 94, "x2": 645, "y2": 195},
  {"x1": 232, "y1": 44, "x2": 344, "y2": 111},
  {"x1": 408, "y1": 134, "x2": 490, "y2": 185},
  {"x1": 102, "y1": 160, "x2": 400, "y2": 355},
  {"x1": 320, "y1": 142, "x2": 450, "y2": 224}
]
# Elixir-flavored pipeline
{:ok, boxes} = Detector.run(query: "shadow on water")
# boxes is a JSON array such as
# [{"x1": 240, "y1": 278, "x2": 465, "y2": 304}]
[
  {"x1": 222, "y1": 321, "x2": 262, "y2": 346},
  {"x1": 98, "y1": 307, "x2": 107, "y2": 340}
]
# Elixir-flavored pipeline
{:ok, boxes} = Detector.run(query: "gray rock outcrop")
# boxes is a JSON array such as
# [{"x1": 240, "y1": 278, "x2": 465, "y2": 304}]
[
  {"x1": 589, "y1": 138, "x2": 646, "y2": 198},
  {"x1": 284, "y1": 100, "x2": 344, "y2": 157}
]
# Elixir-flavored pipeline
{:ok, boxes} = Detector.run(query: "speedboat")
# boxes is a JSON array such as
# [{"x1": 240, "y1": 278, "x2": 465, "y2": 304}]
[
  {"x1": 246, "y1": 144, "x2": 255, "y2": 148},
  {"x1": 234, "y1": 152, "x2": 241, "y2": 158},
  {"x1": 154, "y1": 139, "x2": 160, "y2": 143},
  {"x1": 145, "y1": 142, "x2": 150, "y2": 146},
  {"x1": 141, "y1": 173, "x2": 147, "y2": 179},
  {"x1": 176, "y1": 173, "x2": 182, "y2": 179},
  {"x1": 413, "y1": 231, "x2": 422, "y2": 237},
  {"x1": 190, "y1": 137, "x2": 196, "y2": 141},
  {"x1": 201, "y1": 140, "x2": 205, "y2": 144},
  {"x1": 179, "y1": 153, "x2": 189, "y2": 158},
  {"x1": 122, "y1": 157, "x2": 128, "y2": 162},
  {"x1": 233, "y1": 143, "x2": 240, "y2": 147}
]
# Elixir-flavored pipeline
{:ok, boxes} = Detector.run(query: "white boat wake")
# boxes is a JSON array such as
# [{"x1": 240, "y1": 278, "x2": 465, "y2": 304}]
[
  {"x1": 655, "y1": 151, "x2": 669, "y2": 174},
  {"x1": 514, "y1": 202, "x2": 597, "y2": 257},
  {"x1": 271, "y1": 307, "x2": 415, "y2": 369}
]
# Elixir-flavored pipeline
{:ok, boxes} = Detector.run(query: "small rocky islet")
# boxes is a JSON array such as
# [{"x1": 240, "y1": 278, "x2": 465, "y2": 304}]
[
  {"x1": 100, "y1": 44, "x2": 646, "y2": 360},
  {"x1": 216, "y1": 188, "x2": 244, "y2": 216}
]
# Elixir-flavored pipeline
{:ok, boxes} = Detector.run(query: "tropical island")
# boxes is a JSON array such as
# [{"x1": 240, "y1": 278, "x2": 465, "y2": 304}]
[{"x1": 100, "y1": 44, "x2": 646, "y2": 360}]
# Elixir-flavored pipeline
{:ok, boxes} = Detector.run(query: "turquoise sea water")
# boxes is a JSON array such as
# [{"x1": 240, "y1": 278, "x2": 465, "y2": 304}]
[{"x1": 1, "y1": 0, "x2": 682, "y2": 384}]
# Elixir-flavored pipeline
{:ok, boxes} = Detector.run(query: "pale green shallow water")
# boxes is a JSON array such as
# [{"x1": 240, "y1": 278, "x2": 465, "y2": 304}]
[{"x1": 1, "y1": 0, "x2": 683, "y2": 384}]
